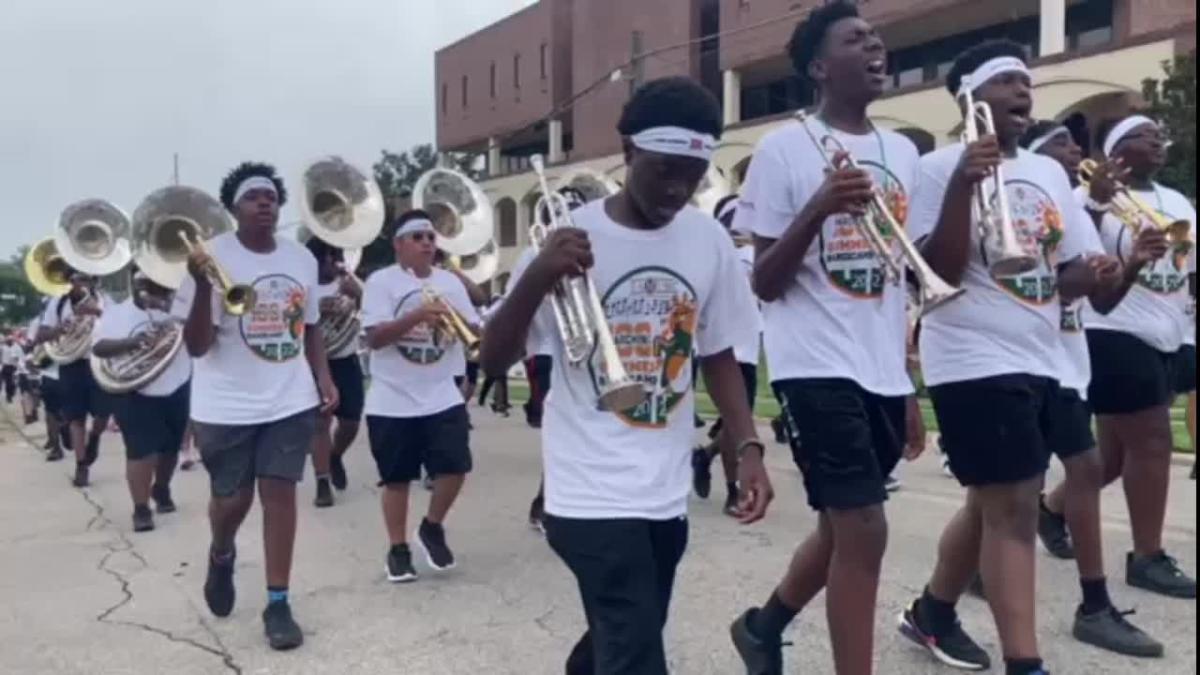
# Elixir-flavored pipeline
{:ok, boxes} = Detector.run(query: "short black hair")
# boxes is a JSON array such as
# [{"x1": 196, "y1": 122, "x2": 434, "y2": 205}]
[
  {"x1": 713, "y1": 194, "x2": 739, "y2": 220},
  {"x1": 389, "y1": 209, "x2": 435, "y2": 238},
  {"x1": 1019, "y1": 120, "x2": 1060, "y2": 150},
  {"x1": 219, "y1": 162, "x2": 288, "y2": 210},
  {"x1": 617, "y1": 77, "x2": 722, "y2": 140},
  {"x1": 945, "y1": 39, "x2": 1027, "y2": 97},
  {"x1": 788, "y1": 1, "x2": 861, "y2": 84}
]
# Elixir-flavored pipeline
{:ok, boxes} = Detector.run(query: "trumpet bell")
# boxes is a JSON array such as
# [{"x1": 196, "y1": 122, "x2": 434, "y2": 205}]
[
  {"x1": 131, "y1": 186, "x2": 234, "y2": 290},
  {"x1": 413, "y1": 168, "x2": 493, "y2": 256},
  {"x1": 55, "y1": 199, "x2": 133, "y2": 277},
  {"x1": 299, "y1": 157, "x2": 385, "y2": 250},
  {"x1": 24, "y1": 238, "x2": 72, "y2": 297}
]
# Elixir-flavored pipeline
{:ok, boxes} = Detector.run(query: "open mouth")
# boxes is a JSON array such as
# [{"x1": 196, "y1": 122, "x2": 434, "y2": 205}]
[
  {"x1": 866, "y1": 59, "x2": 887, "y2": 77},
  {"x1": 1008, "y1": 105, "x2": 1032, "y2": 126}
]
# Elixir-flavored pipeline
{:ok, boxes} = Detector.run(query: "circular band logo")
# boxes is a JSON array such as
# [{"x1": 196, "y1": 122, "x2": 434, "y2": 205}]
[
  {"x1": 819, "y1": 159, "x2": 908, "y2": 298},
  {"x1": 393, "y1": 289, "x2": 447, "y2": 365},
  {"x1": 239, "y1": 274, "x2": 307, "y2": 363},
  {"x1": 1117, "y1": 211, "x2": 1190, "y2": 296},
  {"x1": 990, "y1": 179, "x2": 1063, "y2": 305}
]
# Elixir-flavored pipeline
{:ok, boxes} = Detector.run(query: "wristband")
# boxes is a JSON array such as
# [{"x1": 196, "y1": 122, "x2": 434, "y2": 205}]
[
  {"x1": 736, "y1": 438, "x2": 766, "y2": 460},
  {"x1": 1085, "y1": 197, "x2": 1111, "y2": 213}
]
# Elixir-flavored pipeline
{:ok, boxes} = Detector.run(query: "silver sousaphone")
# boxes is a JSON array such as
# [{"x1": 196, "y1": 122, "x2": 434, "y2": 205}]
[{"x1": 413, "y1": 167, "x2": 493, "y2": 257}]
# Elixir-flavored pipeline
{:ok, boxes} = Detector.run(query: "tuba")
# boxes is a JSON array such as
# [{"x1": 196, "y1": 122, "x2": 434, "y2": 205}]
[
  {"x1": 796, "y1": 112, "x2": 965, "y2": 314},
  {"x1": 24, "y1": 238, "x2": 72, "y2": 298},
  {"x1": 320, "y1": 247, "x2": 366, "y2": 355},
  {"x1": 530, "y1": 155, "x2": 647, "y2": 412},
  {"x1": 1078, "y1": 159, "x2": 1193, "y2": 259},
  {"x1": 960, "y1": 79, "x2": 1039, "y2": 276},
  {"x1": 90, "y1": 290, "x2": 184, "y2": 394},
  {"x1": 413, "y1": 167, "x2": 493, "y2": 257},
  {"x1": 556, "y1": 168, "x2": 621, "y2": 204}
]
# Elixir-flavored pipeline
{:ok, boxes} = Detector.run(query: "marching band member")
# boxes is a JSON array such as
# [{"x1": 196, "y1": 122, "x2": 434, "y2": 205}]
[
  {"x1": 481, "y1": 76, "x2": 771, "y2": 675},
  {"x1": 728, "y1": 5, "x2": 922, "y2": 672},
  {"x1": 896, "y1": 42, "x2": 1127, "y2": 675},
  {"x1": 361, "y1": 210, "x2": 480, "y2": 583},
  {"x1": 28, "y1": 303, "x2": 65, "y2": 461},
  {"x1": 1082, "y1": 114, "x2": 1197, "y2": 599},
  {"x1": 2, "y1": 335, "x2": 21, "y2": 404},
  {"x1": 173, "y1": 162, "x2": 337, "y2": 651},
  {"x1": 92, "y1": 272, "x2": 192, "y2": 533},
  {"x1": 306, "y1": 237, "x2": 365, "y2": 507}
]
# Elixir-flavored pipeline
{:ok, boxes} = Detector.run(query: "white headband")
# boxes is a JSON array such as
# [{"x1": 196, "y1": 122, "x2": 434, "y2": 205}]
[
  {"x1": 957, "y1": 56, "x2": 1031, "y2": 99},
  {"x1": 394, "y1": 218, "x2": 434, "y2": 239},
  {"x1": 630, "y1": 126, "x2": 716, "y2": 161},
  {"x1": 1103, "y1": 115, "x2": 1157, "y2": 158},
  {"x1": 233, "y1": 176, "x2": 279, "y2": 204},
  {"x1": 1027, "y1": 126, "x2": 1071, "y2": 154}
]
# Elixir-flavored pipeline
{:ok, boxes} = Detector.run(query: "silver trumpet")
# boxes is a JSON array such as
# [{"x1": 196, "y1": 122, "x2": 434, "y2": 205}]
[
  {"x1": 795, "y1": 112, "x2": 964, "y2": 314},
  {"x1": 529, "y1": 155, "x2": 647, "y2": 412},
  {"x1": 959, "y1": 79, "x2": 1039, "y2": 276}
]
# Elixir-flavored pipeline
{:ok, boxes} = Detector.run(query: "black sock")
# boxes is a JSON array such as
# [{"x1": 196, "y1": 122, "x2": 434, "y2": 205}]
[
  {"x1": 749, "y1": 591, "x2": 798, "y2": 641},
  {"x1": 1080, "y1": 577, "x2": 1111, "y2": 614},
  {"x1": 917, "y1": 586, "x2": 959, "y2": 634},
  {"x1": 1005, "y1": 657, "x2": 1045, "y2": 674},
  {"x1": 726, "y1": 481, "x2": 738, "y2": 497}
]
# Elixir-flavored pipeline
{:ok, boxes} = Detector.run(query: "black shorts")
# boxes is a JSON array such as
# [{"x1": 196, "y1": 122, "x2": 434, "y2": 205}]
[
  {"x1": 775, "y1": 378, "x2": 906, "y2": 511},
  {"x1": 931, "y1": 374, "x2": 1057, "y2": 487},
  {"x1": 58, "y1": 359, "x2": 106, "y2": 422},
  {"x1": 709, "y1": 363, "x2": 758, "y2": 439},
  {"x1": 41, "y1": 377, "x2": 62, "y2": 414},
  {"x1": 1047, "y1": 388, "x2": 1095, "y2": 461},
  {"x1": 1172, "y1": 344, "x2": 1196, "y2": 395},
  {"x1": 18, "y1": 373, "x2": 36, "y2": 394},
  {"x1": 1087, "y1": 329, "x2": 1175, "y2": 415},
  {"x1": 113, "y1": 384, "x2": 190, "y2": 461},
  {"x1": 366, "y1": 405, "x2": 471, "y2": 485},
  {"x1": 329, "y1": 355, "x2": 365, "y2": 421}
]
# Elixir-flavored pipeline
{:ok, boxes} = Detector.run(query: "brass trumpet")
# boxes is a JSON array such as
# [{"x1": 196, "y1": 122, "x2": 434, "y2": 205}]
[
  {"x1": 1078, "y1": 159, "x2": 1193, "y2": 257},
  {"x1": 421, "y1": 285, "x2": 481, "y2": 360},
  {"x1": 176, "y1": 232, "x2": 257, "y2": 316},
  {"x1": 960, "y1": 79, "x2": 1039, "y2": 276},
  {"x1": 795, "y1": 112, "x2": 965, "y2": 314}
]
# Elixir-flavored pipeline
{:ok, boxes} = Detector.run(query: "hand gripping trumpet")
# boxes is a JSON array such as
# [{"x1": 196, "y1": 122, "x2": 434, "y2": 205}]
[
  {"x1": 1077, "y1": 159, "x2": 1193, "y2": 259},
  {"x1": 795, "y1": 112, "x2": 964, "y2": 314},
  {"x1": 176, "y1": 231, "x2": 257, "y2": 316},
  {"x1": 420, "y1": 285, "x2": 482, "y2": 360},
  {"x1": 529, "y1": 155, "x2": 648, "y2": 412}
]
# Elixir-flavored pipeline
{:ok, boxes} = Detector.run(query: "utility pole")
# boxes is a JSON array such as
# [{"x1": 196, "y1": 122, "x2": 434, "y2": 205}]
[{"x1": 173, "y1": 153, "x2": 180, "y2": 185}]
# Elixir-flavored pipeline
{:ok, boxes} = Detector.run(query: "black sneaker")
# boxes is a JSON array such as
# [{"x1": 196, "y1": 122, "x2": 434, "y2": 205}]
[
  {"x1": 1038, "y1": 499, "x2": 1075, "y2": 560},
  {"x1": 330, "y1": 455, "x2": 348, "y2": 491},
  {"x1": 730, "y1": 608, "x2": 785, "y2": 675},
  {"x1": 386, "y1": 544, "x2": 418, "y2": 583},
  {"x1": 898, "y1": 600, "x2": 992, "y2": 671},
  {"x1": 528, "y1": 497, "x2": 545, "y2": 534},
  {"x1": 723, "y1": 485, "x2": 740, "y2": 518},
  {"x1": 1126, "y1": 551, "x2": 1197, "y2": 599},
  {"x1": 691, "y1": 447, "x2": 712, "y2": 500},
  {"x1": 1073, "y1": 606, "x2": 1164, "y2": 658},
  {"x1": 45, "y1": 447, "x2": 64, "y2": 462},
  {"x1": 966, "y1": 574, "x2": 986, "y2": 600},
  {"x1": 132, "y1": 505, "x2": 155, "y2": 533},
  {"x1": 43, "y1": 437, "x2": 54, "y2": 450},
  {"x1": 262, "y1": 601, "x2": 304, "y2": 651},
  {"x1": 152, "y1": 485, "x2": 176, "y2": 514},
  {"x1": 83, "y1": 434, "x2": 100, "y2": 467},
  {"x1": 72, "y1": 464, "x2": 89, "y2": 488},
  {"x1": 203, "y1": 548, "x2": 236, "y2": 618},
  {"x1": 416, "y1": 519, "x2": 456, "y2": 571},
  {"x1": 884, "y1": 475, "x2": 902, "y2": 493},
  {"x1": 770, "y1": 417, "x2": 787, "y2": 445},
  {"x1": 694, "y1": 414, "x2": 706, "y2": 429},
  {"x1": 314, "y1": 478, "x2": 334, "y2": 508}
]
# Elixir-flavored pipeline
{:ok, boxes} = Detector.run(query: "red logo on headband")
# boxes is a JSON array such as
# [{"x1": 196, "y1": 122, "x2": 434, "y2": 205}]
[{"x1": 690, "y1": 139, "x2": 705, "y2": 151}]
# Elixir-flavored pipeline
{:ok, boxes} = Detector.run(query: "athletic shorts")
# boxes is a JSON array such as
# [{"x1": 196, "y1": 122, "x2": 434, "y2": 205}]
[
  {"x1": 775, "y1": 378, "x2": 906, "y2": 511},
  {"x1": 194, "y1": 408, "x2": 317, "y2": 498},
  {"x1": 1087, "y1": 329, "x2": 1175, "y2": 415},
  {"x1": 329, "y1": 355, "x2": 365, "y2": 421},
  {"x1": 709, "y1": 363, "x2": 758, "y2": 439},
  {"x1": 1172, "y1": 344, "x2": 1196, "y2": 396},
  {"x1": 931, "y1": 374, "x2": 1057, "y2": 487},
  {"x1": 18, "y1": 373, "x2": 35, "y2": 394},
  {"x1": 113, "y1": 384, "x2": 190, "y2": 461},
  {"x1": 366, "y1": 405, "x2": 471, "y2": 485},
  {"x1": 1047, "y1": 387, "x2": 1095, "y2": 461},
  {"x1": 41, "y1": 377, "x2": 62, "y2": 415},
  {"x1": 59, "y1": 359, "x2": 106, "y2": 422}
]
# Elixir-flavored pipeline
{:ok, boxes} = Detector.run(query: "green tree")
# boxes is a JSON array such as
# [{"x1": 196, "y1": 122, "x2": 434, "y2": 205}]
[
  {"x1": 0, "y1": 245, "x2": 43, "y2": 328},
  {"x1": 1142, "y1": 51, "x2": 1197, "y2": 200}
]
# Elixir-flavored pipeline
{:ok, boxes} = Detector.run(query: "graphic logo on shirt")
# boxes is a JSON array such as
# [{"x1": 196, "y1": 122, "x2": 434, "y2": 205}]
[
  {"x1": 393, "y1": 289, "x2": 447, "y2": 365},
  {"x1": 601, "y1": 267, "x2": 699, "y2": 428},
  {"x1": 990, "y1": 179, "x2": 1064, "y2": 305},
  {"x1": 1061, "y1": 302, "x2": 1083, "y2": 333},
  {"x1": 1124, "y1": 209, "x2": 1190, "y2": 296},
  {"x1": 239, "y1": 275, "x2": 307, "y2": 363},
  {"x1": 820, "y1": 160, "x2": 908, "y2": 298}
]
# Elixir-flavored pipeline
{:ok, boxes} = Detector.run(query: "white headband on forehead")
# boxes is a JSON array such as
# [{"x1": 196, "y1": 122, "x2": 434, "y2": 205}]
[
  {"x1": 956, "y1": 56, "x2": 1031, "y2": 99},
  {"x1": 1103, "y1": 115, "x2": 1157, "y2": 158},
  {"x1": 233, "y1": 176, "x2": 279, "y2": 204},
  {"x1": 630, "y1": 126, "x2": 717, "y2": 161},
  {"x1": 1027, "y1": 126, "x2": 1070, "y2": 154},
  {"x1": 394, "y1": 218, "x2": 434, "y2": 239}
]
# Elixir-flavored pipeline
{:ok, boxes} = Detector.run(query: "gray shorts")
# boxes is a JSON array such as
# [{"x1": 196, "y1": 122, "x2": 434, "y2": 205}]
[{"x1": 194, "y1": 408, "x2": 317, "y2": 498}]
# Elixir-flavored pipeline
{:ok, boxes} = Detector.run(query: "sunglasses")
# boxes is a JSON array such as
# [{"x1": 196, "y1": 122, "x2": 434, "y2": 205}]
[{"x1": 408, "y1": 232, "x2": 437, "y2": 243}]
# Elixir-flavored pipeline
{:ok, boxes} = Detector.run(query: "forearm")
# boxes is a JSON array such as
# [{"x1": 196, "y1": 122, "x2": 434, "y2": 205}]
[
  {"x1": 1057, "y1": 258, "x2": 1096, "y2": 303},
  {"x1": 183, "y1": 281, "x2": 216, "y2": 357},
  {"x1": 701, "y1": 350, "x2": 758, "y2": 444},
  {"x1": 480, "y1": 270, "x2": 554, "y2": 377},
  {"x1": 92, "y1": 338, "x2": 141, "y2": 359},
  {"x1": 753, "y1": 207, "x2": 825, "y2": 302},
  {"x1": 1087, "y1": 260, "x2": 1145, "y2": 314},
  {"x1": 304, "y1": 328, "x2": 333, "y2": 385},
  {"x1": 919, "y1": 178, "x2": 974, "y2": 286}
]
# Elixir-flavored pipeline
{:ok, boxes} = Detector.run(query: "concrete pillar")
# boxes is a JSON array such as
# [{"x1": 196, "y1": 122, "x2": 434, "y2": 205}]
[
  {"x1": 487, "y1": 137, "x2": 501, "y2": 176},
  {"x1": 723, "y1": 69, "x2": 742, "y2": 126},
  {"x1": 548, "y1": 119, "x2": 565, "y2": 164},
  {"x1": 1040, "y1": 0, "x2": 1067, "y2": 57}
]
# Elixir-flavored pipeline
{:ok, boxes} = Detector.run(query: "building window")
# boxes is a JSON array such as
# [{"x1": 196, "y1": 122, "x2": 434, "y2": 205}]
[
  {"x1": 490, "y1": 62, "x2": 497, "y2": 98},
  {"x1": 540, "y1": 43, "x2": 548, "y2": 79},
  {"x1": 441, "y1": 83, "x2": 448, "y2": 114},
  {"x1": 514, "y1": 53, "x2": 522, "y2": 89},
  {"x1": 740, "y1": 76, "x2": 811, "y2": 123},
  {"x1": 1066, "y1": 0, "x2": 1114, "y2": 51},
  {"x1": 461, "y1": 75, "x2": 468, "y2": 107}
]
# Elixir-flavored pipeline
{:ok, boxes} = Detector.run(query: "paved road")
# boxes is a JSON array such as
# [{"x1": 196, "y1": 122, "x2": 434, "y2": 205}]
[{"x1": 0, "y1": 403, "x2": 1194, "y2": 674}]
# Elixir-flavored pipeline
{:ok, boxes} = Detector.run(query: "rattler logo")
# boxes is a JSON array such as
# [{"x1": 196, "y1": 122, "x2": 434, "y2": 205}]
[
  {"x1": 820, "y1": 159, "x2": 908, "y2": 298},
  {"x1": 1118, "y1": 210, "x2": 1190, "y2": 296},
  {"x1": 991, "y1": 179, "x2": 1064, "y2": 305},
  {"x1": 240, "y1": 274, "x2": 306, "y2": 363}
]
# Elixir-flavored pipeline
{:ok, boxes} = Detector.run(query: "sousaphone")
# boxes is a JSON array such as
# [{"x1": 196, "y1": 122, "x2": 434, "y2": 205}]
[
  {"x1": 130, "y1": 186, "x2": 235, "y2": 291},
  {"x1": 24, "y1": 237, "x2": 72, "y2": 298},
  {"x1": 413, "y1": 167, "x2": 493, "y2": 257},
  {"x1": 54, "y1": 199, "x2": 134, "y2": 278},
  {"x1": 556, "y1": 168, "x2": 621, "y2": 204},
  {"x1": 299, "y1": 156, "x2": 385, "y2": 250}
]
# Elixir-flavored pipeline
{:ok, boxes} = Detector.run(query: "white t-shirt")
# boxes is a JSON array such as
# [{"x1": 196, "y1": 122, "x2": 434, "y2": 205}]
[
  {"x1": 735, "y1": 120, "x2": 918, "y2": 396},
  {"x1": 1, "y1": 343, "x2": 22, "y2": 367},
  {"x1": 1056, "y1": 187, "x2": 1107, "y2": 397},
  {"x1": 93, "y1": 298, "x2": 192, "y2": 397},
  {"x1": 362, "y1": 266, "x2": 479, "y2": 419},
  {"x1": 170, "y1": 232, "x2": 321, "y2": 425},
  {"x1": 512, "y1": 200, "x2": 758, "y2": 520},
  {"x1": 315, "y1": 281, "x2": 360, "y2": 361},
  {"x1": 732, "y1": 245, "x2": 763, "y2": 366},
  {"x1": 1083, "y1": 184, "x2": 1197, "y2": 353},
  {"x1": 909, "y1": 145, "x2": 1096, "y2": 387}
]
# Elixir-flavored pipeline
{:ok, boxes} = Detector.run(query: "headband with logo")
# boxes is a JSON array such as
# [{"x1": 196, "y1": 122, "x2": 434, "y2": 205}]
[{"x1": 630, "y1": 126, "x2": 717, "y2": 161}]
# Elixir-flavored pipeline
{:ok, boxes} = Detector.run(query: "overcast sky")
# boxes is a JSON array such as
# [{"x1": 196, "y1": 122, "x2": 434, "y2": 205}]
[{"x1": 0, "y1": 0, "x2": 535, "y2": 258}]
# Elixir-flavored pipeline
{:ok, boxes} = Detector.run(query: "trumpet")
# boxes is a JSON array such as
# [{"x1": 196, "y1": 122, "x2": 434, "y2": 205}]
[
  {"x1": 529, "y1": 155, "x2": 648, "y2": 412},
  {"x1": 960, "y1": 79, "x2": 1039, "y2": 276},
  {"x1": 1078, "y1": 159, "x2": 1193, "y2": 257},
  {"x1": 176, "y1": 231, "x2": 256, "y2": 316},
  {"x1": 421, "y1": 285, "x2": 481, "y2": 360},
  {"x1": 795, "y1": 112, "x2": 965, "y2": 314}
]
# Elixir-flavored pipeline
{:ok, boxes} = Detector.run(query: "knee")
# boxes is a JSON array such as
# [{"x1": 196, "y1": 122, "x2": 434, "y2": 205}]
[
  {"x1": 981, "y1": 485, "x2": 1041, "y2": 540},
  {"x1": 256, "y1": 479, "x2": 296, "y2": 505},
  {"x1": 1066, "y1": 452, "x2": 1105, "y2": 491},
  {"x1": 830, "y1": 506, "x2": 889, "y2": 560}
]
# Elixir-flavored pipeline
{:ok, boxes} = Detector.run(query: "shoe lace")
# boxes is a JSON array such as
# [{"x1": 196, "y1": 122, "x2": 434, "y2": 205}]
[
  {"x1": 1109, "y1": 607, "x2": 1140, "y2": 629},
  {"x1": 1150, "y1": 552, "x2": 1188, "y2": 578}
]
